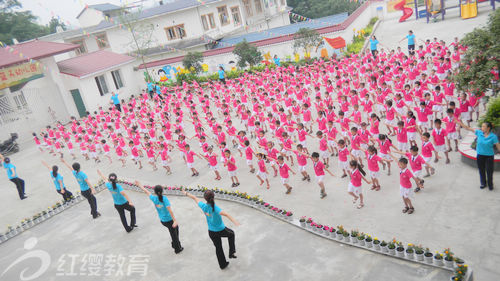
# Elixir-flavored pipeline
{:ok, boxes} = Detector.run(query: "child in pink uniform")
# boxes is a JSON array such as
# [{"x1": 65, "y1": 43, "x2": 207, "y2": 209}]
[
  {"x1": 337, "y1": 139, "x2": 349, "y2": 178},
  {"x1": 224, "y1": 150, "x2": 240, "y2": 187},
  {"x1": 311, "y1": 152, "x2": 334, "y2": 199},
  {"x1": 255, "y1": 153, "x2": 270, "y2": 189},
  {"x1": 244, "y1": 140, "x2": 255, "y2": 173},
  {"x1": 33, "y1": 133, "x2": 44, "y2": 152},
  {"x1": 293, "y1": 144, "x2": 311, "y2": 182},
  {"x1": 396, "y1": 157, "x2": 423, "y2": 214},
  {"x1": 432, "y1": 119, "x2": 449, "y2": 163},
  {"x1": 183, "y1": 144, "x2": 200, "y2": 176},
  {"x1": 277, "y1": 155, "x2": 296, "y2": 194},
  {"x1": 364, "y1": 145, "x2": 390, "y2": 191},
  {"x1": 200, "y1": 146, "x2": 220, "y2": 180},
  {"x1": 101, "y1": 139, "x2": 112, "y2": 164},
  {"x1": 443, "y1": 108, "x2": 459, "y2": 152},
  {"x1": 347, "y1": 160, "x2": 371, "y2": 209},
  {"x1": 145, "y1": 143, "x2": 158, "y2": 171},
  {"x1": 316, "y1": 131, "x2": 330, "y2": 167},
  {"x1": 114, "y1": 140, "x2": 126, "y2": 167},
  {"x1": 129, "y1": 140, "x2": 143, "y2": 169}
]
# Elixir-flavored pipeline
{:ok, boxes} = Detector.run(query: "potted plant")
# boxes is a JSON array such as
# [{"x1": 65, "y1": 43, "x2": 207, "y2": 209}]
[
  {"x1": 6, "y1": 226, "x2": 15, "y2": 237},
  {"x1": 21, "y1": 220, "x2": 28, "y2": 230},
  {"x1": 343, "y1": 229, "x2": 350, "y2": 242},
  {"x1": 414, "y1": 245, "x2": 424, "y2": 261},
  {"x1": 323, "y1": 226, "x2": 330, "y2": 237},
  {"x1": 443, "y1": 248, "x2": 454, "y2": 268},
  {"x1": 42, "y1": 210, "x2": 48, "y2": 219},
  {"x1": 15, "y1": 225, "x2": 22, "y2": 234},
  {"x1": 434, "y1": 251, "x2": 444, "y2": 266},
  {"x1": 336, "y1": 226, "x2": 344, "y2": 241},
  {"x1": 48, "y1": 207, "x2": 54, "y2": 216},
  {"x1": 316, "y1": 224, "x2": 324, "y2": 234},
  {"x1": 365, "y1": 236, "x2": 373, "y2": 248},
  {"x1": 26, "y1": 218, "x2": 33, "y2": 227},
  {"x1": 0, "y1": 233, "x2": 5, "y2": 242},
  {"x1": 280, "y1": 210, "x2": 287, "y2": 219},
  {"x1": 373, "y1": 238, "x2": 381, "y2": 251},
  {"x1": 396, "y1": 241, "x2": 405, "y2": 258},
  {"x1": 387, "y1": 240, "x2": 396, "y2": 255},
  {"x1": 454, "y1": 257, "x2": 464, "y2": 268},
  {"x1": 286, "y1": 211, "x2": 293, "y2": 221},
  {"x1": 452, "y1": 264, "x2": 468, "y2": 281},
  {"x1": 405, "y1": 244, "x2": 415, "y2": 260},
  {"x1": 380, "y1": 240, "x2": 388, "y2": 253},
  {"x1": 424, "y1": 248, "x2": 433, "y2": 264},
  {"x1": 357, "y1": 233, "x2": 366, "y2": 246},
  {"x1": 350, "y1": 230, "x2": 359, "y2": 244},
  {"x1": 299, "y1": 216, "x2": 306, "y2": 227},
  {"x1": 328, "y1": 227, "x2": 336, "y2": 239},
  {"x1": 306, "y1": 218, "x2": 313, "y2": 229}
]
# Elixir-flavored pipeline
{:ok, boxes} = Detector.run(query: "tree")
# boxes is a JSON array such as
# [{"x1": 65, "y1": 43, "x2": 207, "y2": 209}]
[
  {"x1": 0, "y1": 0, "x2": 51, "y2": 44},
  {"x1": 232, "y1": 39, "x2": 262, "y2": 68},
  {"x1": 293, "y1": 28, "x2": 323, "y2": 55},
  {"x1": 182, "y1": 51, "x2": 204, "y2": 74},
  {"x1": 117, "y1": 7, "x2": 157, "y2": 79},
  {"x1": 47, "y1": 17, "x2": 67, "y2": 34},
  {"x1": 453, "y1": 9, "x2": 500, "y2": 96},
  {"x1": 288, "y1": 0, "x2": 361, "y2": 21}
]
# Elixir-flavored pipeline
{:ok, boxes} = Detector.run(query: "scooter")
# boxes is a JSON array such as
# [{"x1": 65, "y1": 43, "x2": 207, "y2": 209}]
[{"x1": 0, "y1": 133, "x2": 19, "y2": 156}]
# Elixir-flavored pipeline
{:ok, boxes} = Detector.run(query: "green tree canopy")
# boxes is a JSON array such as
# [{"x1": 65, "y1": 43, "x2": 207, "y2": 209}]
[
  {"x1": 293, "y1": 28, "x2": 323, "y2": 55},
  {"x1": 288, "y1": 0, "x2": 361, "y2": 20},
  {"x1": 182, "y1": 51, "x2": 204, "y2": 74},
  {"x1": 232, "y1": 39, "x2": 262, "y2": 68},
  {"x1": 453, "y1": 9, "x2": 500, "y2": 96}
]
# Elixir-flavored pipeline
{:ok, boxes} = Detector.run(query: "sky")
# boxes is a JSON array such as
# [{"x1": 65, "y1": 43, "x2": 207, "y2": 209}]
[{"x1": 19, "y1": 0, "x2": 160, "y2": 27}]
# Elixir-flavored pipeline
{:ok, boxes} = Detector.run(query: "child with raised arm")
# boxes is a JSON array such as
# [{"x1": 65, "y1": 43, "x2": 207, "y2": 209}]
[
  {"x1": 255, "y1": 153, "x2": 270, "y2": 189},
  {"x1": 311, "y1": 152, "x2": 335, "y2": 199},
  {"x1": 347, "y1": 160, "x2": 371, "y2": 209},
  {"x1": 277, "y1": 155, "x2": 296, "y2": 194},
  {"x1": 224, "y1": 150, "x2": 240, "y2": 187}
]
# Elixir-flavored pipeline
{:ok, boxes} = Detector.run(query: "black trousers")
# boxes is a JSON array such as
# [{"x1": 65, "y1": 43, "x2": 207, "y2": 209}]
[
  {"x1": 371, "y1": 49, "x2": 377, "y2": 57},
  {"x1": 81, "y1": 189, "x2": 98, "y2": 217},
  {"x1": 208, "y1": 227, "x2": 235, "y2": 268},
  {"x1": 115, "y1": 104, "x2": 122, "y2": 112},
  {"x1": 477, "y1": 154, "x2": 494, "y2": 188},
  {"x1": 408, "y1": 44, "x2": 415, "y2": 55},
  {"x1": 9, "y1": 177, "x2": 25, "y2": 199},
  {"x1": 57, "y1": 188, "x2": 73, "y2": 201},
  {"x1": 161, "y1": 220, "x2": 182, "y2": 251},
  {"x1": 220, "y1": 78, "x2": 226, "y2": 85},
  {"x1": 115, "y1": 202, "x2": 136, "y2": 232}
]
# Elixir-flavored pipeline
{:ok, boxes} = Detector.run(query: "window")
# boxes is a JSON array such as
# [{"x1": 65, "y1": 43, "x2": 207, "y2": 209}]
[
  {"x1": 208, "y1": 13, "x2": 216, "y2": 28},
  {"x1": 13, "y1": 92, "x2": 27, "y2": 110},
  {"x1": 201, "y1": 15, "x2": 209, "y2": 31},
  {"x1": 217, "y1": 6, "x2": 229, "y2": 25},
  {"x1": 111, "y1": 70, "x2": 124, "y2": 89},
  {"x1": 96, "y1": 34, "x2": 109, "y2": 49},
  {"x1": 95, "y1": 75, "x2": 109, "y2": 96},
  {"x1": 71, "y1": 40, "x2": 87, "y2": 55},
  {"x1": 254, "y1": 0, "x2": 263, "y2": 13},
  {"x1": 243, "y1": 0, "x2": 253, "y2": 17},
  {"x1": 231, "y1": 6, "x2": 242, "y2": 26},
  {"x1": 164, "y1": 24, "x2": 185, "y2": 40}
]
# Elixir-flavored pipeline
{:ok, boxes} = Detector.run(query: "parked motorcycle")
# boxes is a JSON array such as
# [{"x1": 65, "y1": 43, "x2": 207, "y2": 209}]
[{"x1": 0, "y1": 133, "x2": 19, "y2": 156}]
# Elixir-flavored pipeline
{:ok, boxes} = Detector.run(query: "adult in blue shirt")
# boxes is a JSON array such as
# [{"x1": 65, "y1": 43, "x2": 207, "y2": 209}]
[
  {"x1": 61, "y1": 158, "x2": 100, "y2": 218},
  {"x1": 369, "y1": 36, "x2": 379, "y2": 57},
  {"x1": 98, "y1": 170, "x2": 136, "y2": 232},
  {"x1": 136, "y1": 181, "x2": 183, "y2": 254},
  {"x1": 42, "y1": 161, "x2": 73, "y2": 201},
  {"x1": 184, "y1": 189, "x2": 239, "y2": 270},
  {"x1": 459, "y1": 121, "x2": 500, "y2": 190},
  {"x1": 399, "y1": 30, "x2": 416, "y2": 56},
  {"x1": 0, "y1": 153, "x2": 26, "y2": 200},
  {"x1": 273, "y1": 55, "x2": 281, "y2": 67},
  {"x1": 110, "y1": 92, "x2": 121, "y2": 112},
  {"x1": 218, "y1": 66, "x2": 226, "y2": 85}
]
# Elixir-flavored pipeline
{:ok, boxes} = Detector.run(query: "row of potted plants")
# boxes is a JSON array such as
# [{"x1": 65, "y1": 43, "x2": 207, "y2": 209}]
[
  {"x1": 0, "y1": 180, "x2": 107, "y2": 244},
  {"x1": 119, "y1": 182, "x2": 470, "y2": 280}
]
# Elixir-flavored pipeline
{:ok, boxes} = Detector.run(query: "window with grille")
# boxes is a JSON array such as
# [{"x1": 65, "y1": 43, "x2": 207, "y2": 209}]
[
  {"x1": 231, "y1": 6, "x2": 242, "y2": 25},
  {"x1": 96, "y1": 34, "x2": 109, "y2": 49},
  {"x1": 201, "y1": 15, "x2": 209, "y2": 31},
  {"x1": 208, "y1": 13, "x2": 216, "y2": 28},
  {"x1": 217, "y1": 6, "x2": 229, "y2": 25},
  {"x1": 111, "y1": 70, "x2": 124, "y2": 89},
  {"x1": 95, "y1": 75, "x2": 109, "y2": 96},
  {"x1": 71, "y1": 40, "x2": 87, "y2": 55}
]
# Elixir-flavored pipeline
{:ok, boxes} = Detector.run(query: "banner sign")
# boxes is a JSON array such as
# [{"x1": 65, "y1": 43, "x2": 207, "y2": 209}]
[{"x1": 0, "y1": 63, "x2": 44, "y2": 90}]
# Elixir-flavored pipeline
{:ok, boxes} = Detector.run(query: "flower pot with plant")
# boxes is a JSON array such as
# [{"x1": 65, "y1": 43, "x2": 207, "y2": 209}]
[
  {"x1": 452, "y1": 264, "x2": 468, "y2": 281},
  {"x1": 443, "y1": 248, "x2": 454, "y2": 268},
  {"x1": 405, "y1": 244, "x2": 415, "y2": 260},
  {"x1": 329, "y1": 227, "x2": 336, "y2": 239},
  {"x1": 336, "y1": 228, "x2": 344, "y2": 241},
  {"x1": 396, "y1": 241, "x2": 405, "y2": 258},
  {"x1": 350, "y1": 230, "x2": 359, "y2": 244},
  {"x1": 0, "y1": 233, "x2": 5, "y2": 242},
  {"x1": 299, "y1": 216, "x2": 306, "y2": 227},
  {"x1": 414, "y1": 245, "x2": 424, "y2": 261},
  {"x1": 454, "y1": 257, "x2": 464, "y2": 269},
  {"x1": 424, "y1": 248, "x2": 433, "y2": 264},
  {"x1": 343, "y1": 231, "x2": 350, "y2": 243},
  {"x1": 306, "y1": 218, "x2": 313, "y2": 229},
  {"x1": 434, "y1": 252, "x2": 444, "y2": 266},
  {"x1": 15, "y1": 225, "x2": 22, "y2": 234},
  {"x1": 387, "y1": 240, "x2": 396, "y2": 255},
  {"x1": 316, "y1": 224, "x2": 324, "y2": 234},
  {"x1": 365, "y1": 236, "x2": 373, "y2": 248},
  {"x1": 357, "y1": 233, "x2": 366, "y2": 246},
  {"x1": 373, "y1": 238, "x2": 381, "y2": 251},
  {"x1": 380, "y1": 240, "x2": 388, "y2": 253},
  {"x1": 323, "y1": 226, "x2": 330, "y2": 237},
  {"x1": 286, "y1": 211, "x2": 293, "y2": 221}
]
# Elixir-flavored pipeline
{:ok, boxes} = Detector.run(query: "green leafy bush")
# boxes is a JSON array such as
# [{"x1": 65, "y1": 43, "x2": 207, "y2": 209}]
[{"x1": 344, "y1": 17, "x2": 378, "y2": 56}]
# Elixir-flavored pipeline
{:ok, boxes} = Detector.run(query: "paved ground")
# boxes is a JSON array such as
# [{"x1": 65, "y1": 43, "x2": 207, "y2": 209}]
[
  {"x1": 0, "y1": 4, "x2": 498, "y2": 280},
  {"x1": 0, "y1": 191, "x2": 452, "y2": 281}
]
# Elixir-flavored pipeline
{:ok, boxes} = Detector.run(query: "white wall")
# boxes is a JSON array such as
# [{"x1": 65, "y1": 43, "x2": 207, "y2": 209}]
[{"x1": 78, "y1": 8, "x2": 105, "y2": 28}]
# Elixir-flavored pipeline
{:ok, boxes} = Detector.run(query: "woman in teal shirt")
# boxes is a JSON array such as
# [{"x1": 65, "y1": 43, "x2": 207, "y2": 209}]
[
  {"x1": 98, "y1": 170, "x2": 136, "y2": 232},
  {"x1": 184, "y1": 189, "x2": 239, "y2": 270},
  {"x1": 61, "y1": 159, "x2": 100, "y2": 218},
  {"x1": 459, "y1": 121, "x2": 500, "y2": 190},
  {"x1": 0, "y1": 153, "x2": 27, "y2": 200},
  {"x1": 136, "y1": 181, "x2": 183, "y2": 254},
  {"x1": 42, "y1": 161, "x2": 73, "y2": 201}
]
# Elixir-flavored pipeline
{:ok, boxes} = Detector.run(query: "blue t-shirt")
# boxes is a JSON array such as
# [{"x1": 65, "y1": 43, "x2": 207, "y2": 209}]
[
  {"x1": 106, "y1": 182, "x2": 127, "y2": 205},
  {"x1": 198, "y1": 201, "x2": 225, "y2": 232},
  {"x1": 406, "y1": 34, "x2": 415, "y2": 45},
  {"x1": 111, "y1": 94, "x2": 120, "y2": 105},
  {"x1": 3, "y1": 163, "x2": 16, "y2": 179},
  {"x1": 72, "y1": 171, "x2": 90, "y2": 191},
  {"x1": 475, "y1": 130, "x2": 499, "y2": 156},
  {"x1": 218, "y1": 69, "x2": 225, "y2": 79},
  {"x1": 149, "y1": 194, "x2": 172, "y2": 222},
  {"x1": 370, "y1": 39, "x2": 379, "y2": 50},
  {"x1": 274, "y1": 57, "x2": 281, "y2": 66},
  {"x1": 51, "y1": 173, "x2": 64, "y2": 191},
  {"x1": 147, "y1": 82, "x2": 153, "y2": 92}
]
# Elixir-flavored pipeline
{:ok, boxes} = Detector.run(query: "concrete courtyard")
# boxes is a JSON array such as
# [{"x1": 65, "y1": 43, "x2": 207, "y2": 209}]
[{"x1": 0, "y1": 3, "x2": 498, "y2": 280}]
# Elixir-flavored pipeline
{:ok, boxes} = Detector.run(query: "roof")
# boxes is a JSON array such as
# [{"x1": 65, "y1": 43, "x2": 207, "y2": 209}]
[
  {"x1": 324, "y1": 37, "x2": 346, "y2": 49},
  {"x1": 139, "y1": 36, "x2": 212, "y2": 57},
  {"x1": 0, "y1": 40, "x2": 80, "y2": 69},
  {"x1": 76, "y1": 3, "x2": 122, "y2": 19},
  {"x1": 57, "y1": 50, "x2": 135, "y2": 78},
  {"x1": 216, "y1": 13, "x2": 349, "y2": 48}
]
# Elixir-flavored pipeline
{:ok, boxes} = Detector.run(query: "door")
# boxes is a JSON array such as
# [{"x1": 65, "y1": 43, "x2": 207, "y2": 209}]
[{"x1": 70, "y1": 89, "x2": 87, "y2": 118}]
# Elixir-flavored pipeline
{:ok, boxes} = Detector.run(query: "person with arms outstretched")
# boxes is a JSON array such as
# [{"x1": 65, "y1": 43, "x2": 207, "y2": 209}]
[{"x1": 0, "y1": 153, "x2": 27, "y2": 200}]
